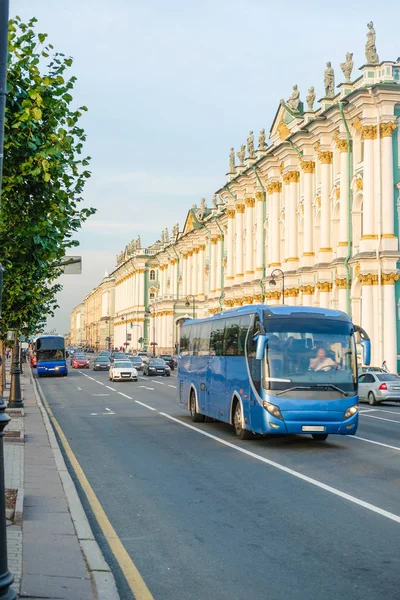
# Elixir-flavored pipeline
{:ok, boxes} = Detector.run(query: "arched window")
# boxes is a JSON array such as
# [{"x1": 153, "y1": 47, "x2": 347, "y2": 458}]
[
  {"x1": 150, "y1": 270, "x2": 156, "y2": 281},
  {"x1": 149, "y1": 292, "x2": 155, "y2": 300}
]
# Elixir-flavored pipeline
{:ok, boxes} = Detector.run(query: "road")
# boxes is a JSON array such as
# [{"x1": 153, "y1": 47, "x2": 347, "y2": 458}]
[{"x1": 38, "y1": 365, "x2": 400, "y2": 600}]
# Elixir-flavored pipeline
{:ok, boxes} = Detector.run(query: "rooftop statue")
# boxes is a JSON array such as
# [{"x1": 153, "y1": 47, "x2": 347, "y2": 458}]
[
  {"x1": 164, "y1": 227, "x2": 169, "y2": 243},
  {"x1": 229, "y1": 147, "x2": 236, "y2": 173},
  {"x1": 340, "y1": 52, "x2": 354, "y2": 83},
  {"x1": 136, "y1": 235, "x2": 141, "y2": 249},
  {"x1": 324, "y1": 62, "x2": 335, "y2": 98},
  {"x1": 212, "y1": 194, "x2": 218, "y2": 208},
  {"x1": 198, "y1": 198, "x2": 207, "y2": 220},
  {"x1": 365, "y1": 21, "x2": 379, "y2": 64},
  {"x1": 236, "y1": 144, "x2": 246, "y2": 166},
  {"x1": 172, "y1": 223, "x2": 179, "y2": 237},
  {"x1": 258, "y1": 128, "x2": 267, "y2": 150},
  {"x1": 247, "y1": 131, "x2": 255, "y2": 158},
  {"x1": 286, "y1": 84, "x2": 300, "y2": 111},
  {"x1": 161, "y1": 230, "x2": 165, "y2": 244},
  {"x1": 306, "y1": 86, "x2": 316, "y2": 111}
]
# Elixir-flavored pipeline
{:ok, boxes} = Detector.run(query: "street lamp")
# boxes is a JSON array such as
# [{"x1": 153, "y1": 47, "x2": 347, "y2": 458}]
[
  {"x1": 146, "y1": 306, "x2": 156, "y2": 357},
  {"x1": 120, "y1": 316, "x2": 128, "y2": 350},
  {"x1": 8, "y1": 331, "x2": 23, "y2": 409},
  {"x1": 185, "y1": 294, "x2": 196, "y2": 320},
  {"x1": 105, "y1": 319, "x2": 112, "y2": 351},
  {"x1": 269, "y1": 269, "x2": 285, "y2": 305}
]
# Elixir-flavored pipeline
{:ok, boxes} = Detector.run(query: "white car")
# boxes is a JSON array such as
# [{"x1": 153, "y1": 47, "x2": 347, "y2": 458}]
[{"x1": 109, "y1": 360, "x2": 138, "y2": 382}]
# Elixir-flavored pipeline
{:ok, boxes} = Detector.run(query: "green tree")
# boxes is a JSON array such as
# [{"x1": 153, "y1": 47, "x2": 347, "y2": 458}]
[{"x1": 0, "y1": 16, "x2": 95, "y2": 339}]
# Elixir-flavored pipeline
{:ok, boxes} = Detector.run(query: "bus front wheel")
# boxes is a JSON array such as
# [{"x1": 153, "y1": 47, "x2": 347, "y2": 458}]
[
  {"x1": 312, "y1": 434, "x2": 328, "y2": 441},
  {"x1": 233, "y1": 401, "x2": 252, "y2": 440},
  {"x1": 190, "y1": 393, "x2": 205, "y2": 423}
]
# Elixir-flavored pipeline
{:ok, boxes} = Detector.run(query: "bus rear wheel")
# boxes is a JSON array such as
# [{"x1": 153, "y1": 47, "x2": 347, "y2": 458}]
[
  {"x1": 312, "y1": 434, "x2": 328, "y2": 441},
  {"x1": 190, "y1": 393, "x2": 205, "y2": 423},
  {"x1": 233, "y1": 401, "x2": 252, "y2": 440}
]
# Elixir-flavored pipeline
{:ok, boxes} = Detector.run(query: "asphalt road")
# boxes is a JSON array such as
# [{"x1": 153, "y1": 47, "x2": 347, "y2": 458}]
[{"x1": 38, "y1": 363, "x2": 400, "y2": 600}]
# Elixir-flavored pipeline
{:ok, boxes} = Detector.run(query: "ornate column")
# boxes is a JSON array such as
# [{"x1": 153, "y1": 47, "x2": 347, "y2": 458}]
[
  {"x1": 299, "y1": 285, "x2": 315, "y2": 307},
  {"x1": 226, "y1": 209, "x2": 235, "y2": 283},
  {"x1": 318, "y1": 150, "x2": 333, "y2": 257},
  {"x1": 198, "y1": 245, "x2": 205, "y2": 296},
  {"x1": 235, "y1": 203, "x2": 245, "y2": 284},
  {"x1": 192, "y1": 249, "x2": 199, "y2": 297},
  {"x1": 361, "y1": 124, "x2": 377, "y2": 243},
  {"x1": 358, "y1": 273, "x2": 377, "y2": 363},
  {"x1": 216, "y1": 236, "x2": 223, "y2": 293},
  {"x1": 316, "y1": 281, "x2": 332, "y2": 308},
  {"x1": 380, "y1": 122, "x2": 398, "y2": 244},
  {"x1": 267, "y1": 182, "x2": 281, "y2": 266},
  {"x1": 255, "y1": 192, "x2": 264, "y2": 278},
  {"x1": 301, "y1": 161, "x2": 315, "y2": 259},
  {"x1": 186, "y1": 251, "x2": 193, "y2": 296},
  {"x1": 182, "y1": 255, "x2": 188, "y2": 297},
  {"x1": 245, "y1": 197, "x2": 255, "y2": 278},
  {"x1": 334, "y1": 277, "x2": 348, "y2": 313},
  {"x1": 335, "y1": 136, "x2": 350, "y2": 257},
  {"x1": 283, "y1": 170, "x2": 300, "y2": 264},
  {"x1": 210, "y1": 239, "x2": 217, "y2": 294},
  {"x1": 382, "y1": 272, "x2": 399, "y2": 372}
]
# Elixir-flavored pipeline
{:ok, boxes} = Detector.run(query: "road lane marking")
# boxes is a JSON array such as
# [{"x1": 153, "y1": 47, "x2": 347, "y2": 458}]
[
  {"x1": 103, "y1": 408, "x2": 115, "y2": 415},
  {"x1": 105, "y1": 385, "x2": 116, "y2": 391},
  {"x1": 151, "y1": 380, "x2": 165, "y2": 385},
  {"x1": 77, "y1": 387, "x2": 82, "y2": 391},
  {"x1": 159, "y1": 412, "x2": 400, "y2": 526},
  {"x1": 87, "y1": 376, "x2": 96, "y2": 381},
  {"x1": 358, "y1": 408, "x2": 376, "y2": 413},
  {"x1": 95, "y1": 380, "x2": 105, "y2": 385},
  {"x1": 93, "y1": 394, "x2": 110, "y2": 397},
  {"x1": 363, "y1": 407, "x2": 400, "y2": 416},
  {"x1": 359, "y1": 413, "x2": 400, "y2": 424},
  {"x1": 90, "y1": 413, "x2": 98, "y2": 416},
  {"x1": 351, "y1": 436, "x2": 400, "y2": 452},
  {"x1": 138, "y1": 385, "x2": 154, "y2": 391},
  {"x1": 118, "y1": 392, "x2": 132, "y2": 399},
  {"x1": 135, "y1": 400, "x2": 156, "y2": 411},
  {"x1": 39, "y1": 395, "x2": 154, "y2": 599},
  {"x1": 168, "y1": 385, "x2": 176, "y2": 389}
]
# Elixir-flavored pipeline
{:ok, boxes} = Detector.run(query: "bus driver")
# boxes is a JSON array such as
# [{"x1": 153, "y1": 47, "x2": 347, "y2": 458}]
[{"x1": 309, "y1": 347, "x2": 340, "y2": 371}]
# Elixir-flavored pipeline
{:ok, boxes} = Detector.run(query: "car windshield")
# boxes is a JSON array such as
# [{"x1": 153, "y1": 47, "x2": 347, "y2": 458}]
[
  {"x1": 161, "y1": 355, "x2": 172, "y2": 360},
  {"x1": 113, "y1": 353, "x2": 126, "y2": 358},
  {"x1": 261, "y1": 317, "x2": 357, "y2": 393},
  {"x1": 114, "y1": 361, "x2": 133, "y2": 368},
  {"x1": 376, "y1": 374, "x2": 400, "y2": 381},
  {"x1": 74, "y1": 355, "x2": 87, "y2": 360},
  {"x1": 150, "y1": 359, "x2": 166, "y2": 366},
  {"x1": 130, "y1": 357, "x2": 141, "y2": 362},
  {"x1": 96, "y1": 357, "x2": 109, "y2": 362}
]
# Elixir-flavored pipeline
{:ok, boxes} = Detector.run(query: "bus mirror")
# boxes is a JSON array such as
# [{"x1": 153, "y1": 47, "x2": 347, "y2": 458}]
[
  {"x1": 256, "y1": 335, "x2": 268, "y2": 360},
  {"x1": 361, "y1": 340, "x2": 371, "y2": 366}
]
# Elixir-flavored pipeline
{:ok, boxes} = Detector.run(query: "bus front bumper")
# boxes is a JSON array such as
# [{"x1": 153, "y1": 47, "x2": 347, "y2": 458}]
[
  {"x1": 263, "y1": 410, "x2": 358, "y2": 435},
  {"x1": 37, "y1": 366, "x2": 68, "y2": 376}
]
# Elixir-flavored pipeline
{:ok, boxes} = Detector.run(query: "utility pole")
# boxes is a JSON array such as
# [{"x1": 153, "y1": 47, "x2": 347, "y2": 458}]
[{"x1": 0, "y1": 0, "x2": 18, "y2": 596}]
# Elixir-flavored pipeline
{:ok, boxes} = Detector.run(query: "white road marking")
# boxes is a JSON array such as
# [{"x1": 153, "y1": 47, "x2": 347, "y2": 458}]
[
  {"x1": 103, "y1": 408, "x2": 115, "y2": 415},
  {"x1": 96, "y1": 381, "x2": 105, "y2": 386},
  {"x1": 168, "y1": 385, "x2": 176, "y2": 389},
  {"x1": 351, "y1": 436, "x2": 400, "y2": 452},
  {"x1": 106, "y1": 385, "x2": 116, "y2": 391},
  {"x1": 360, "y1": 413, "x2": 400, "y2": 424},
  {"x1": 362, "y1": 407, "x2": 400, "y2": 416},
  {"x1": 159, "y1": 412, "x2": 400, "y2": 526},
  {"x1": 90, "y1": 413, "x2": 98, "y2": 416},
  {"x1": 135, "y1": 400, "x2": 156, "y2": 411},
  {"x1": 358, "y1": 408, "x2": 376, "y2": 413},
  {"x1": 77, "y1": 387, "x2": 82, "y2": 391},
  {"x1": 118, "y1": 392, "x2": 132, "y2": 399},
  {"x1": 87, "y1": 376, "x2": 96, "y2": 381},
  {"x1": 151, "y1": 380, "x2": 165, "y2": 385},
  {"x1": 93, "y1": 394, "x2": 110, "y2": 397},
  {"x1": 138, "y1": 385, "x2": 154, "y2": 391}
]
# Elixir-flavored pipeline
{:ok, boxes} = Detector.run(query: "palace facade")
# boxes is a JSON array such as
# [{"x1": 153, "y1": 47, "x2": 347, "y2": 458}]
[{"x1": 71, "y1": 40, "x2": 400, "y2": 371}]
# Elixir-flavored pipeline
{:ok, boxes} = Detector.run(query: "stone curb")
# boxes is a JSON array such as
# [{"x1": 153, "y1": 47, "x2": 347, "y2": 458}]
[
  {"x1": 4, "y1": 430, "x2": 24, "y2": 444},
  {"x1": 30, "y1": 371, "x2": 120, "y2": 600},
  {"x1": 14, "y1": 487, "x2": 24, "y2": 525}
]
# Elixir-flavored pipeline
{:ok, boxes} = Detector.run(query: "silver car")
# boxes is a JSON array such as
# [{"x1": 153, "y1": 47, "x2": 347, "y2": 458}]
[{"x1": 358, "y1": 372, "x2": 400, "y2": 405}]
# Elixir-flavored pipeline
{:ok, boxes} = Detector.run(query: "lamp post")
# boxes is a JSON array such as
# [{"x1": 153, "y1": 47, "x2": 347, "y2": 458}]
[
  {"x1": 8, "y1": 332, "x2": 23, "y2": 409},
  {"x1": 269, "y1": 269, "x2": 285, "y2": 305},
  {"x1": 120, "y1": 316, "x2": 128, "y2": 350},
  {"x1": 146, "y1": 306, "x2": 156, "y2": 357},
  {"x1": 185, "y1": 294, "x2": 196, "y2": 320},
  {"x1": 105, "y1": 319, "x2": 112, "y2": 351}
]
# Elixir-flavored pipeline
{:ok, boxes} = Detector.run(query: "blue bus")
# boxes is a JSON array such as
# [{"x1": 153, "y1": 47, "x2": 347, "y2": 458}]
[
  {"x1": 178, "y1": 305, "x2": 370, "y2": 441},
  {"x1": 36, "y1": 335, "x2": 68, "y2": 377}
]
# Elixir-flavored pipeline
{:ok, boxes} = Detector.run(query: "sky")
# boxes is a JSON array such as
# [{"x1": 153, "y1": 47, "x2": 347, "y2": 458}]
[{"x1": 12, "y1": 0, "x2": 400, "y2": 334}]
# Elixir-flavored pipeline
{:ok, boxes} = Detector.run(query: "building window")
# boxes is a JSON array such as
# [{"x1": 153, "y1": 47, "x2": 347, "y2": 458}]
[
  {"x1": 150, "y1": 270, "x2": 156, "y2": 281},
  {"x1": 149, "y1": 292, "x2": 155, "y2": 300}
]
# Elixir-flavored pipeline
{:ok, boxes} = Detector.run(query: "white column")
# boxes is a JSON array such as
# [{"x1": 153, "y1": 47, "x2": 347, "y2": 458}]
[
  {"x1": 381, "y1": 123, "x2": 397, "y2": 237},
  {"x1": 318, "y1": 283, "x2": 332, "y2": 309},
  {"x1": 301, "y1": 162, "x2": 314, "y2": 258},
  {"x1": 198, "y1": 245, "x2": 205, "y2": 295},
  {"x1": 362, "y1": 127, "x2": 376, "y2": 239},
  {"x1": 192, "y1": 249, "x2": 198, "y2": 296},
  {"x1": 268, "y1": 182, "x2": 281, "y2": 266},
  {"x1": 182, "y1": 256, "x2": 187, "y2": 297},
  {"x1": 319, "y1": 151, "x2": 332, "y2": 254},
  {"x1": 235, "y1": 204, "x2": 244, "y2": 283},
  {"x1": 226, "y1": 209, "x2": 235, "y2": 283},
  {"x1": 138, "y1": 270, "x2": 144, "y2": 307},
  {"x1": 210, "y1": 240, "x2": 217, "y2": 293},
  {"x1": 383, "y1": 277, "x2": 397, "y2": 373},
  {"x1": 216, "y1": 237, "x2": 222, "y2": 293},
  {"x1": 361, "y1": 281, "x2": 374, "y2": 363},
  {"x1": 255, "y1": 193, "x2": 263, "y2": 277},
  {"x1": 338, "y1": 143, "x2": 349, "y2": 254},
  {"x1": 187, "y1": 251, "x2": 193, "y2": 296},
  {"x1": 245, "y1": 197, "x2": 255, "y2": 277},
  {"x1": 337, "y1": 284, "x2": 348, "y2": 313},
  {"x1": 300, "y1": 287, "x2": 314, "y2": 306},
  {"x1": 284, "y1": 171, "x2": 299, "y2": 261}
]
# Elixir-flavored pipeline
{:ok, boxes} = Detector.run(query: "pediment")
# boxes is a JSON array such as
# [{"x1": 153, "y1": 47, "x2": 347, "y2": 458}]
[
  {"x1": 182, "y1": 209, "x2": 201, "y2": 235},
  {"x1": 269, "y1": 101, "x2": 304, "y2": 146}
]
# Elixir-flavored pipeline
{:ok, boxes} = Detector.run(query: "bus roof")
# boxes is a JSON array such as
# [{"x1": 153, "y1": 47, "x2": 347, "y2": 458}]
[
  {"x1": 181, "y1": 304, "x2": 352, "y2": 325},
  {"x1": 35, "y1": 334, "x2": 64, "y2": 340}
]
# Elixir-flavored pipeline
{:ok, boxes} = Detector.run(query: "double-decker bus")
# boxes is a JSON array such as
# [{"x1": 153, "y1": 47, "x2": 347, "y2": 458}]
[
  {"x1": 35, "y1": 335, "x2": 68, "y2": 377},
  {"x1": 178, "y1": 305, "x2": 370, "y2": 441}
]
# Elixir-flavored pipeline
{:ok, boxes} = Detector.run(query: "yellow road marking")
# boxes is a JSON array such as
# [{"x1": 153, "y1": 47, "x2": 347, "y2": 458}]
[{"x1": 39, "y1": 387, "x2": 154, "y2": 600}]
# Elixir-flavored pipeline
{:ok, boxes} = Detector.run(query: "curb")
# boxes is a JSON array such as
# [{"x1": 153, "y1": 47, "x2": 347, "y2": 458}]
[
  {"x1": 31, "y1": 372, "x2": 120, "y2": 600},
  {"x1": 14, "y1": 487, "x2": 24, "y2": 525}
]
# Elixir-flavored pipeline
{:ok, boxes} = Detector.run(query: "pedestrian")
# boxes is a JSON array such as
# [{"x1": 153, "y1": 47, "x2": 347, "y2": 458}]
[
  {"x1": 5, "y1": 348, "x2": 10, "y2": 361},
  {"x1": 381, "y1": 360, "x2": 389, "y2": 372}
]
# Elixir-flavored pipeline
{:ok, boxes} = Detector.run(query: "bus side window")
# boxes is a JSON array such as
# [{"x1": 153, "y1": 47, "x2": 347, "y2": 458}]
[
  {"x1": 238, "y1": 315, "x2": 251, "y2": 356},
  {"x1": 180, "y1": 330, "x2": 190, "y2": 356},
  {"x1": 210, "y1": 321, "x2": 224, "y2": 356},
  {"x1": 198, "y1": 322, "x2": 212, "y2": 356},
  {"x1": 246, "y1": 315, "x2": 261, "y2": 393},
  {"x1": 223, "y1": 318, "x2": 239, "y2": 356}
]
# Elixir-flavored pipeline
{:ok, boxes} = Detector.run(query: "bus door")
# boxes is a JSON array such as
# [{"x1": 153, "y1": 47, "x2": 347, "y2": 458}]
[
  {"x1": 196, "y1": 321, "x2": 212, "y2": 414},
  {"x1": 208, "y1": 320, "x2": 226, "y2": 420}
]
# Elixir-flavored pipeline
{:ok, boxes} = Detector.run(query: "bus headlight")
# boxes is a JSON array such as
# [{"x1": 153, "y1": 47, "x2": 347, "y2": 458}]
[
  {"x1": 344, "y1": 404, "x2": 358, "y2": 420},
  {"x1": 263, "y1": 401, "x2": 283, "y2": 421}
]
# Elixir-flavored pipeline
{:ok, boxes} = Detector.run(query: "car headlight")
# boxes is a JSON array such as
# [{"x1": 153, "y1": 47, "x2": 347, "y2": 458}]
[
  {"x1": 344, "y1": 404, "x2": 358, "y2": 420},
  {"x1": 55, "y1": 366, "x2": 60, "y2": 370},
  {"x1": 262, "y1": 401, "x2": 283, "y2": 421}
]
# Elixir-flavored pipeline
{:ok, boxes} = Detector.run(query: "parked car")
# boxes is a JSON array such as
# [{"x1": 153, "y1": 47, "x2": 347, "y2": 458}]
[
  {"x1": 93, "y1": 356, "x2": 111, "y2": 371},
  {"x1": 361, "y1": 366, "x2": 386, "y2": 373},
  {"x1": 358, "y1": 372, "x2": 400, "y2": 405},
  {"x1": 110, "y1": 352, "x2": 127, "y2": 363},
  {"x1": 71, "y1": 354, "x2": 90, "y2": 369},
  {"x1": 109, "y1": 360, "x2": 138, "y2": 382},
  {"x1": 143, "y1": 358, "x2": 171, "y2": 377},
  {"x1": 129, "y1": 356, "x2": 144, "y2": 371},
  {"x1": 158, "y1": 354, "x2": 175, "y2": 370}
]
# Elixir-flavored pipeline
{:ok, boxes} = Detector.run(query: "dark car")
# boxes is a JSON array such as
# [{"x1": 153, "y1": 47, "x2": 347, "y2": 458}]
[
  {"x1": 93, "y1": 356, "x2": 111, "y2": 371},
  {"x1": 143, "y1": 358, "x2": 171, "y2": 377},
  {"x1": 110, "y1": 352, "x2": 127, "y2": 363},
  {"x1": 158, "y1": 354, "x2": 175, "y2": 370},
  {"x1": 129, "y1": 356, "x2": 144, "y2": 371}
]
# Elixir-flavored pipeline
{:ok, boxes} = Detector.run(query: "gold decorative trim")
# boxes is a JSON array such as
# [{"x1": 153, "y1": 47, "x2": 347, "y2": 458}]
[
  {"x1": 299, "y1": 285, "x2": 315, "y2": 294},
  {"x1": 338, "y1": 241, "x2": 349, "y2": 247},
  {"x1": 284, "y1": 287, "x2": 300, "y2": 298},
  {"x1": 226, "y1": 276, "x2": 235, "y2": 280},
  {"x1": 267, "y1": 181, "x2": 282, "y2": 194},
  {"x1": 315, "y1": 196, "x2": 321, "y2": 207},
  {"x1": 269, "y1": 262, "x2": 281, "y2": 267},
  {"x1": 210, "y1": 238, "x2": 218, "y2": 245},
  {"x1": 381, "y1": 272, "x2": 400, "y2": 285},
  {"x1": 361, "y1": 124, "x2": 377, "y2": 140},
  {"x1": 334, "y1": 277, "x2": 348, "y2": 289},
  {"x1": 355, "y1": 178, "x2": 363, "y2": 191},
  {"x1": 361, "y1": 234, "x2": 378, "y2": 240},
  {"x1": 318, "y1": 151, "x2": 333, "y2": 164},
  {"x1": 235, "y1": 204, "x2": 245, "y2": 214},
  {"x1": 358, "y1": 273, "x2": 379, "y2": 286},
  {"x1": 255, "y1": 191, "x2": 263, "y2": 202},
  {"x1": 277, "y1": 119, "x2": 290, "y2": 141},
  {"x1": 300, "y1": 160, "x2": 315, "y2": 174},
  {"x1": 245, "y1": 197, "x2": 255, "y2": 207},
  {"x1": 380, "y1": 122, "x2": 397, "y2": 138},
  {"x1": 224, "y1": 299, "x2": 235, "y2": 307},
  {"x1": 253, "y1": 294, "x2": 262, "y2": 303},
  {"x1": 245, "y1": 270, "x2": 255, "y2": 274},
  {"x1": 282, "y1": 171, "x2": 300, "y2": 185},
  {"x1": 335, "y1": 188, "x2": 340, "y2": 200},
  {"x1": 302, "y1": 252, "x2": 315, "y2": 257},
  {"x1": 319, "y1": 247, "x2": 333, "y2": 252},
  {"x1": 284, "y1": 257, "x2": 299, "y2": 262},
  {"x1": 353, "y1": 117, "x2": 361, "y2": 131},
  {"x1": 226, "y1": 209, "x2": 235, "y2": 219},
  {"x1": 333, "y1": 130, "x2": 350, "y2": 152},
  {"x1": 265, "y1": 290, "x2": 281, "y2": 300},
  {"x1": 381, "y1": 234, "x2": 397, "y2": 239},
  {"x1": 199, "y1": 244, "x2": 206, "y2": 250},
  {"x1": 316, "y1": 281, "x2": 333, "y2": 292}
]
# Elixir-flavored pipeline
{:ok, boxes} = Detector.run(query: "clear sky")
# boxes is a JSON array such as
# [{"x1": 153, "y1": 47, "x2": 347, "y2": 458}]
[{"x1": 11, "y1": 0, "x2": 400, "y2": 334}]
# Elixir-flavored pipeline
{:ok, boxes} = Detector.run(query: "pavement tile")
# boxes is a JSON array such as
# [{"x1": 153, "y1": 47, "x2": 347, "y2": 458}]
[
  {"x1": 23, "y1": 534, "x2": 90, "y2": 579},
  {"x1": 21, "y1": 573, "x2": 93, "y2": 600},
  {"x1": 23, "y1": 510, "x2": 76, "y2": 536}
]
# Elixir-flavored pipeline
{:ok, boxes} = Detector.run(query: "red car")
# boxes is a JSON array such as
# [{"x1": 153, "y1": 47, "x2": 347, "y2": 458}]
[
  {"x1": 30, "y1": 355, "x2": 37, "y2": 368},
  {"x1": 71, "y1": 354, "x2": 90, "y2": 369}
]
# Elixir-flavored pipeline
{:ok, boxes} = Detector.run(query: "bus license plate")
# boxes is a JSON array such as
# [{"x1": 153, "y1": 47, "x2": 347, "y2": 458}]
[{"x1": 302, "y1": 426, "x2": 325, "y2": 432}]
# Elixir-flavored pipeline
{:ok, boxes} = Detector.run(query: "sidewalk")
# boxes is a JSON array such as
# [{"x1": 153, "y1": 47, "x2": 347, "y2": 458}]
[{"x1": 4, "y1": 365, "x2": 119, "y2": 599}]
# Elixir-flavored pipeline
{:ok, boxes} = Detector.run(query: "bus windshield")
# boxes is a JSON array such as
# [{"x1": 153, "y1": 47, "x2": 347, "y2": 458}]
[{"x1": 263, "y1": 317, "x2": 357, "y2": 393}]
